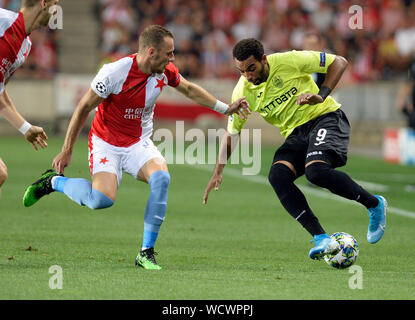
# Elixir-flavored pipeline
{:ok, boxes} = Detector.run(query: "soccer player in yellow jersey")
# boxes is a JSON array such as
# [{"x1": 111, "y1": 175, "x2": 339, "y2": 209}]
[{"x1": 203, "y1": 38, "x2": 388, "y2": 260}]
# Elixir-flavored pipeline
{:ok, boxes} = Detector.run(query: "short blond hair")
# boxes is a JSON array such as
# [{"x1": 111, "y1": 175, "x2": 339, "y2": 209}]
[
  {"x1": 22, "y1": 0, "x2": 41, "y2": 7},
  {"x1": 139, "y1": 25, "x2": 174, "y2": 52}
]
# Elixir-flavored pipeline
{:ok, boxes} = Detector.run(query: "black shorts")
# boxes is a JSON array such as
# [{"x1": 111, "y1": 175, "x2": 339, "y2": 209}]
[{"x1": 272, "y1": 109, "x2": 350, "y2": 177}]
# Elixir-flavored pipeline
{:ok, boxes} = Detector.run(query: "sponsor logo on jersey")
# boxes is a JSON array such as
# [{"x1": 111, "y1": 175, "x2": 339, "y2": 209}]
[
  {"x1": 124, "y1": 107, "x2": 144, "y2": 119},
  {"x1": 0, "y1": 58, "x2": 12, "y2": 76},
  {"x1": 260, "y1": 86, "x2": 298, "y2": 112}
]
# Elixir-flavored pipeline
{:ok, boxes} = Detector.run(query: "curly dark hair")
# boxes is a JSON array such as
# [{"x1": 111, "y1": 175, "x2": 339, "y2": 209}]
[{"x1": 232, "y1": 38, "x2": 264, "y2": 62}]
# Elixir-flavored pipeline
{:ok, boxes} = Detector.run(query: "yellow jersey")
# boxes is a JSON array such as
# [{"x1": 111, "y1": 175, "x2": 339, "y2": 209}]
[{"x1": 227, "y1": 50, "x2": 341, "y2": 138}]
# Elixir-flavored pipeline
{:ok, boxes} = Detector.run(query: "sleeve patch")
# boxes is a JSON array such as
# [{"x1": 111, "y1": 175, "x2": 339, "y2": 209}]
[
  {"x1": 95, "y1": 81, "x2": 108, "y2": 95},
  {"x1": 171, "y1": 73, "x2": 180, "y2": 87},
  {"x1": 320, "y1": 52, "x2": 326, "y2": 67}
]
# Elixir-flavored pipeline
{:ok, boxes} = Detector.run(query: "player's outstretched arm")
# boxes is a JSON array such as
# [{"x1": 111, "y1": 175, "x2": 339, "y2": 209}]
[
  {"x1": 203, "y1": 131, "x2": 240, "y2": 204},
  {"x1": 297, "y1": 55, "x2": 348, "y2": 106},
  {"x1": 395, "y1": 80, "x2": 414, "y2": 112},
  {"x1": 175, "y1": 76, "x2": 250, "y2": 119},
  {"x1": 52, "y1": 88, "x2": 103, "y2": 173},
  {"x1": 0, "y1": 89, "x2": 48, "y2": 150}
]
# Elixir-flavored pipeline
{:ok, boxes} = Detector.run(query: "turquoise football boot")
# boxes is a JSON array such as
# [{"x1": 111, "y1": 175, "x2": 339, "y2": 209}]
[
  {"x1": 309, "y1": 233, "x2": 340, "y2": 260},
  {"x1": 367, "y1": 195, "x2": 387, "y2": 244}
]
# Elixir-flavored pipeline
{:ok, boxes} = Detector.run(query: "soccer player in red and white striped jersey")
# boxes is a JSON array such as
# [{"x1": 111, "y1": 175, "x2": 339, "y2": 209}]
[
  {"x1": 23, "y1": 25, "x2": 250, "y2": 269},
  {"x1": 0, "y1": 0, "x2": 59, "y2": 198}
]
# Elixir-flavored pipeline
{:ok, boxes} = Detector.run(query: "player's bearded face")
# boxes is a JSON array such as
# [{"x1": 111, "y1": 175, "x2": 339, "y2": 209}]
[
  {"x1": 235, "y1": 55, "x2": 269, "y2": 85},
  {"x1": 151, "y1": 37, "x2": 175, "y2": 73},
  {"x1": 256, "y1": 62, "x2": 268, "y2": 85}
]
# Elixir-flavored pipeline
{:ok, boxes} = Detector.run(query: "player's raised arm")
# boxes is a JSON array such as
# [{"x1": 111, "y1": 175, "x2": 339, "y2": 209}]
[
  {"x1": 174, "y1": 76, "x2": 250, "y2": 119},
  {"x1": 395, "y1": 79, "x2": 414, "y2": 113},
  {"x1": 0, "y1": 89, "x2": 48, "y2": 150},
  {"x1": 52, "y1": 89, "x2": 103, "y2": 173},
  {"x1": 297, "y1": 55, "x2": 348, "y2": 106},
  {"x1": 322, "y1": 55, "x2": 348, "y2": 87}
]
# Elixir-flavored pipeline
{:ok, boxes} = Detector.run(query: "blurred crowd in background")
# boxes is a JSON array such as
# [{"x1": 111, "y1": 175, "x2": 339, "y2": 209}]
[
  {"x1": 2, "y1": 0, "x2": 415, "y2": 83},
  {"x1": 95, "y1": 0, "x2": 415, "y2": 83}
]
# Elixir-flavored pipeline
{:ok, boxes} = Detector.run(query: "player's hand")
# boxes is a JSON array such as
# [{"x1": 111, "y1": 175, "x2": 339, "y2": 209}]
[
  {"x1": 24, "y1": 126, "x2": 48, "y2": 151},
  {"x1": 296, "y1": 93, "x2": 324, "y2": 106},
  {"x1": 52, "y1": 151, "x2": 72, "y2": 174},
  {"x1": 225, "y1": 97, "x2": 251, "y2": 120},
  {"x1": 203, "y1": 170, "x2": 223, "y2": 204}
]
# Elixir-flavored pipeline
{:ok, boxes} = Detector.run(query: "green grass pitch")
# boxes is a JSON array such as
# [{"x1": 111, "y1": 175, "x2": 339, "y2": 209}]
[{"x1": 0, "y1": 135, "x2": 414, "y2": 299}]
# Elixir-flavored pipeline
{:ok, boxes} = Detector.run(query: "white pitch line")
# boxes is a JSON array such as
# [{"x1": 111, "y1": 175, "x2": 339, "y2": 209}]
[
  {"x1": 354, "y1": 180, "x2": 389, "y2": 192},
  {"x1": 193, "y1": 165, "x2": 415, "y2": 219},
  {"x1": 353, "y1": 173, "x2": 415, "y2": 183}
]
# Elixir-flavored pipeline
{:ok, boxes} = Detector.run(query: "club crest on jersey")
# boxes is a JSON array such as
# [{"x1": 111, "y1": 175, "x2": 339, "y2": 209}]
[
  {"x1": 155, "y1": 78, "x2": 167, "y2": 91},
  {"x1": 99, "y1": 157, "x2": 109, "y2": 164},
  {"x1": 272, "y1": 75, "x2": 284, "y2": 88}
]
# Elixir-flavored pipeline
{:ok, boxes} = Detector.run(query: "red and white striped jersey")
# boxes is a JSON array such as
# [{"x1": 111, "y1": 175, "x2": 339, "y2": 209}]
[
  {"x1": 90, "y1": 54, "x2": 181, "y2": 147},
  {"x1": 0, "y1": 8, "x2": 32, "y2": 94}
]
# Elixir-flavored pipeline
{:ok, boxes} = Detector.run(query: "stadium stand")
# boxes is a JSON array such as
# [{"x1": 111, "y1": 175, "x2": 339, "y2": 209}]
[{"x1": 95, "y1": 0, "x2": 415, "y2": 83}]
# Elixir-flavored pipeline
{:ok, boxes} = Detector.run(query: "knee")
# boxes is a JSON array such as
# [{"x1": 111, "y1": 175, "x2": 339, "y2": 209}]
[
  {"x1": 267, "y1": 166, "x2": 278, "y2": 187},
  {"x1": 88, "y1": 189, "x2": 114, "y2": 210},
  {"x1": 150, "y1": 171, "x2": 170, "y2": 189},
  {"x1": 305, "y1": 162, "x2": 329, "y2": 186},
  {"x1": 159, "y1": 171, "x2": 170, "y2": 187},
  {"x1": 88, "y1": 201, "x2": 113, "y2": 210},
  {"x1": 268, "y1": 163, "x2": 295, "y2": 194}
]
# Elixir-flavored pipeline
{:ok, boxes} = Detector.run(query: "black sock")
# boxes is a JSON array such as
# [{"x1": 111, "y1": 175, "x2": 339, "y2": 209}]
[
  {"x1": 269, "y1": 163, "x2": 325, "y2": 236},
  {"x1": 305, "y1": 162, "x2": 379, "y2": 209}
]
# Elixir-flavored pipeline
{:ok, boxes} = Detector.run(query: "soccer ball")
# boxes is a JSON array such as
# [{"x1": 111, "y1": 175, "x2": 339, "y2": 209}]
[{"x1": 324, "y1": 232, "x2": 359, "y2": 269}]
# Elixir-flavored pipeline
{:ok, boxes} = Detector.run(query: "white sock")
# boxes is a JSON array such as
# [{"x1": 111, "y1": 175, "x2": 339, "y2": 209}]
[{"x1": 51, "y1": 176, "x2": 58, "y2": 189}]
